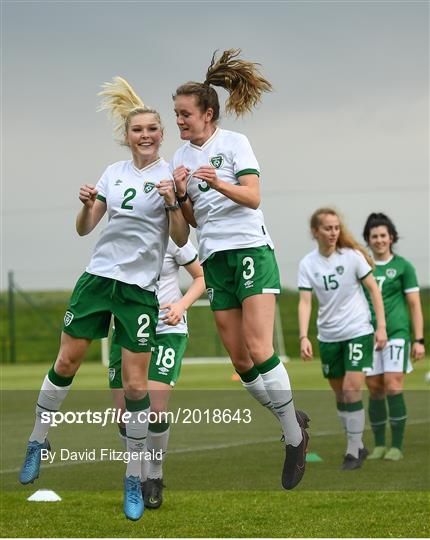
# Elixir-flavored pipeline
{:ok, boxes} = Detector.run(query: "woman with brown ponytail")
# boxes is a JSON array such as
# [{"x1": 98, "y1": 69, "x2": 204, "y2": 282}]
[{"x1": 171, "y1": 49, "x2": 310, "y2": 490}]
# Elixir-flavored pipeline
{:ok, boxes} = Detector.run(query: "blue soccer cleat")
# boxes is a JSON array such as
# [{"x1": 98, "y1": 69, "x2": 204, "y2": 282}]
[
  {"x1": 19, "y1": 439, "x2": 51, "y2": 485},
  {"x1": 124, "y1": 475, "x2": 144, "y2": 521}
]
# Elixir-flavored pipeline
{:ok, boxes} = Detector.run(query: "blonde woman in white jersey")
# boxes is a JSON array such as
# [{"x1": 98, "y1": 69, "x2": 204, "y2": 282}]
[
  {"x1": 18, "y1": 77, "x2": 189, "y2": 521},
  {"x1": 298, "y1": 208, "x2": 387, "y2": 470},
  {"x1": 172, "y1": 49, "x2": 310, "y2": 490}
]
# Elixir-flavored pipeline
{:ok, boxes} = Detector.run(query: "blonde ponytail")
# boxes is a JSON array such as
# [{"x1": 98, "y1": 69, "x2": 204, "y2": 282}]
[{"x1": 98, "y1": 76, "x2": 162, "y2": 138}]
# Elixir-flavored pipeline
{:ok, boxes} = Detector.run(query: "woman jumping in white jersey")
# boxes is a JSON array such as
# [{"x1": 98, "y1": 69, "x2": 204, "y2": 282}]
[
  {"x1": 171, "y1": 49, "x2": 309, "y2": 490},
  {"x1": 298, "y1": 208, "x2": 387, "y2": 470},
  {"x1": 18, "y1": 77, "x2": 188, "y2": 521}
]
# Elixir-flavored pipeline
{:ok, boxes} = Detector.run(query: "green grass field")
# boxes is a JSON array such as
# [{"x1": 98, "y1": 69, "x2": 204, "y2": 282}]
[{"x1": 1, "y1": 359, "x2": 429, "y2": 537}]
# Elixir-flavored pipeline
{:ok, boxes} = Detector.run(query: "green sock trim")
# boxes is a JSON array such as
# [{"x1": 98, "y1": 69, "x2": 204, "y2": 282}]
[
  {"x1": 387, "y1": 393, "x2": 406, "y2": 450},
  {"x1": 125, "y1": 394, "x2": 150, "y2": 412},
  {"x1": 337, "y1": 401, "x2": 346, "y2": 412},
  {"x1": 344, "y1": 400, "x2": 363, "y2": 412},
  {"x1": 149, "y1": 421, "x2": 170, "y2": 433},
  {"x1": 118, "y1": 424, "x2": 127, "y2": 437},
  {"x1": 256, "y1": 353, "x2": 280, "y2": 374},
  {"x1": 48, "y1": 366, "x2": 74, "y2": 387},
  {"x1": 237, "y1": 365, "x2": 259, "y2": 383},
  {"x1": 368, "y1": 397, "x2": 387, "y2": 446}
]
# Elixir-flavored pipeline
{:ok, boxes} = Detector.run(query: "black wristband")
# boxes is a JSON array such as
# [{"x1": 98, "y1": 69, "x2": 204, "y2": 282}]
[
  {"x1": 414, "y1": 338, "x2": 425, "y2": 345},
  {"x1": 176, "y1": 192, "x2": 189, "y2": 204},
  {"x1": 165, "y1": 202, "x2": 180, "y2": 211}
]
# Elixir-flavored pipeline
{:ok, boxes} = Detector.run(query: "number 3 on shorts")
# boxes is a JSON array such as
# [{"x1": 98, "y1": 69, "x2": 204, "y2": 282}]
[{"x1": 242, "y1": 257, "x2": 255, "y2": 280}]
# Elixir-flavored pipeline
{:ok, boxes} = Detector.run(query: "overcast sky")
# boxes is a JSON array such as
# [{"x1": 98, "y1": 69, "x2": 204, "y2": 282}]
[{"x1": 2, "y1": 0, "x2": 429, "y2": 291}]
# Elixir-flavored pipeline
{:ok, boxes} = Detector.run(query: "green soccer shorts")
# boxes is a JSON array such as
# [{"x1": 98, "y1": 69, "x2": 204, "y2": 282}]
[
  {"x1": 63, "y1": 272, "x2": 158, "y2": 352},
  {"x1": 318, "y1": 333, "x2": 374, "y2": 379},
  {"x1": 202, "y1": 245, "x2": 281, "y2": 311},
  {"x1": 109, "y1": 332, "x2": 188, "y2": 388}
]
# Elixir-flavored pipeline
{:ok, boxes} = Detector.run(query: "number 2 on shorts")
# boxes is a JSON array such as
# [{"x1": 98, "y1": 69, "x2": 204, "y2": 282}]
[{"x1": 137, "y1": 313, "x2": 150, "y2": 338}]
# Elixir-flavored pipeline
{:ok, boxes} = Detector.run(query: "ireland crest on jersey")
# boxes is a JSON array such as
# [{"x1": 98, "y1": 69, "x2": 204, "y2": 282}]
[
  {"x1": 210, "y1": 155, "x2": 224, "y2": 169},
  {"x1": 335, "y1": 266, "x2": 344, "y2": 275},
  {"x1": 207, "y1": 288, "x2": 214, "y2": 304},
  {"x1": 64, "y1": 311, "x2": 74, "y2": 326},
  {"x1": 144, "y1": 182, "x2": 155, "y2": 193},
  {"x1": 386, "y1": 268, "x2": 397, "y2": 278},
  {"x1": 198, "y1": 181, "x2": 211, "y2": 192},
  {"x1": 108, "y1": 368, "x2": 116, "y2": 382}
]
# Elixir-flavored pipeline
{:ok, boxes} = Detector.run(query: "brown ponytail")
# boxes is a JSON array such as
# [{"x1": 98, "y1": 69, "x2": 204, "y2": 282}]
[{"x1": 173, "y1": 48, "x2": 272, "y2": 119}]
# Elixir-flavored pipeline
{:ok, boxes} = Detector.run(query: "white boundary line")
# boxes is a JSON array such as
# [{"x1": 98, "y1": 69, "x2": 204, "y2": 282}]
[{"x1": 1, "y1": 418, "x2": 428, "y2": 475}]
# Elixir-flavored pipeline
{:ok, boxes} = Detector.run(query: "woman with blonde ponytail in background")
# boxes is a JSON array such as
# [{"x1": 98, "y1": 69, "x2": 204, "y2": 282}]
[
  {"x1": 298, "y1": 208, "x2": 387, "y2": 470},
  {"x1": 171, "y1": 49, "x2": 310, "y2": 491},
  {"x1": 18, "y1": 77, "x2": 188, "y2": 522}
]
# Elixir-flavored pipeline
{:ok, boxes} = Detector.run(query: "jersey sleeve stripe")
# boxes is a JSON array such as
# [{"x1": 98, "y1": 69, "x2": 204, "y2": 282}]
[
  {"x1": 404, "y1": 287, "x2": 420, "y2": 293},
  {"x1": 181, "y1": 254, "x2": 198, "y2": 266},
  {"x1": 236, "y1": 168, "x2": 260, "y2": 178},
  {"x1": 298, "y1": 287, "x2": 313, "y2": 291},
  {"x1": 359, "y1": 269, "x2": 372, "y2": 280},
  {"x1": 96, "y1": 194, "x2": 106, "y2": 203}
]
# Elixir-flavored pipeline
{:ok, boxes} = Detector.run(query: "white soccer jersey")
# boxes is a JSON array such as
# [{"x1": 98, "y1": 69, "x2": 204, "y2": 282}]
[
  {"x1": 86, "y1": 159, "x2": 170, "y2": 291},
  {"x1": 298, "y1": 248, "x2": 373, "y2": 342},
  {"x1": 171, "y1": 128, "x2": 274, "y2": 263},
  {"x1": 156, "y1": 238, "x2": 198, "y2": 335}
]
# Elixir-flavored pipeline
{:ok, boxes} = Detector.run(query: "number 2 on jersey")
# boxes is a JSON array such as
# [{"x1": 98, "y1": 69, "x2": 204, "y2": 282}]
[{"x1": 121, "y1": 188, "x2": 137, "y2": 210}]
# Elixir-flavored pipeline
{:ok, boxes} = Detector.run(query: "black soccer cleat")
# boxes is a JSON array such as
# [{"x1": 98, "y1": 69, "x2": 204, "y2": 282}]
[
  {"x1": 143, "y1": 478, "x2": 164, "y2": 509},
  {"x1": 280, "y1": 410, "x2": 310, "y2": 443},
  {"x1": 282, "y1": 423, "x2": 310, "y2": 490},
  {"x1": 295, "y1": 409, "x2": 310, "y2": 430},
  {"x1": 358, "y1": 446, "x2": 369, "y2": 464},
  {"x1": 341, "y1": 453, "x2": 362, "y2": 471}
]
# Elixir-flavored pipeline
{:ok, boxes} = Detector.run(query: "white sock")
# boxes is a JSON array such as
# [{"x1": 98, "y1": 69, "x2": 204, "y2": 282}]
[
  {"x1": 259, "y1": 361, "x2": 302, "y2": 446},
  {"x1": 240, "y1": 374, "x2": 278, "y2": 418},
  {"x1": 147, "y1": 425, "x2": 170, "y2": 479},
  {"x1": 345, "y1": 408, "x2": 365, "y2": 458},
  {"x1": 337, "y1": 409, "x2": 348, "y2": 434},
  {"x1": 125, "y1": 402, "x2": 149, "y2": 478},
  {"x1": 30, "y1": 375, "x2": 72, "y2": 443}
]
